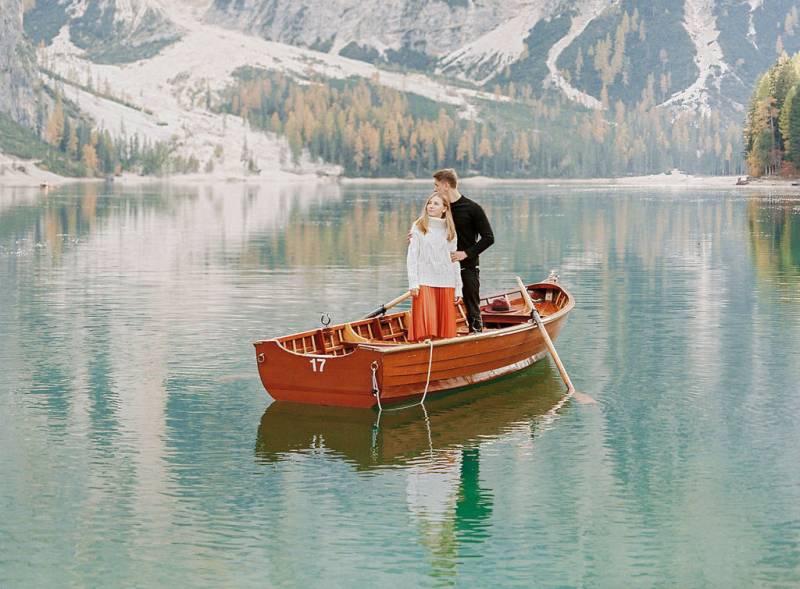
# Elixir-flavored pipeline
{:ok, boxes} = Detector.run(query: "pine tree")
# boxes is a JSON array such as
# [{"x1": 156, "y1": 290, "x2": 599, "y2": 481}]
[
  {"x1": 779, "y1": 84, "x2": 797, "y2": 158},
  {"x1": 787, "y1": 86, "x2": 800, "y2": 166},
  {"x1": 769, "y1": 55, "x2": 799, "y2": 150},
  {"x1": 514, "y1": 134, "x2": 530, "y2": 171},
  {"x1": 82, "y1": 143, "x2": 98, "y2": 173},
  {"x1": 67, "y1": 126, "x2": 78, "y2": 159},
  {"x1": 270, "y1": 112, "x2": 281, "y2": 133},
  {"x1": 353, "y1": 133, "x2": 364, "y2": 171},
  {"x1": 477, "y1": 131, "x2": 493, "y2": 173},
  {"x1": 59, "y1": 116, "x2": 72, "y2": 154},
  {"x1": 44, "y1": 96, "x2": 65, "y2": 146}
]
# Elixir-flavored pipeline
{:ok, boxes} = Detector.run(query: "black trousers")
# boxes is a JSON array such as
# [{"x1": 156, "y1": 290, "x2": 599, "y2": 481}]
[{"x1": 461, "y1": 267, "x2": 482, "y2": 331}]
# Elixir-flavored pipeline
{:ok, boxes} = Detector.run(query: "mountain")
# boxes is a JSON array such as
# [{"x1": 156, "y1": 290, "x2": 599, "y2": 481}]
[
  {"x1": 207, "y1": 0, "x2": 800, "y2": 115},
  {"x1": 1, "y1": 0, "x2": 38, "y2": 126},
  {"x1": 14, "y1": 0, "x2": 800, "y2": 116},
  {"x1": 206, "y1": 0, "x2": 561, "y2": 74},
  {"x1": 7, "y1": 0, "x2": 797, "y2": 179},
  {"x1": 20, "y1": 0, "x2": 800, "y2": 116}
]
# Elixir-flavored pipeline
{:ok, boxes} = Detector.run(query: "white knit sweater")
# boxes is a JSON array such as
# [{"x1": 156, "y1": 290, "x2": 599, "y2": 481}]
[{"x1": 407, "y1": 217, "x2": 463, "y2": 297}]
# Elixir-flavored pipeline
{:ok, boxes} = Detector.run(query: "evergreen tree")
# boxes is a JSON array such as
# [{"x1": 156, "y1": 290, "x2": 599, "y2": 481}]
[
  {"x1": 779, "y1": 84, "x2": 797, "y2": 160},
  {"x1": 82, "y1": 143, "x2": 98, "y2": 173},
  {"x1": 768, "y1": 55, "x2": 798, "y2": 150},
  {"x1": 786, "y1": 86, "x2": 800, "y2": 166},
  {"x1": 44, "y1": 96, "x2": 64, "y2": 146}
]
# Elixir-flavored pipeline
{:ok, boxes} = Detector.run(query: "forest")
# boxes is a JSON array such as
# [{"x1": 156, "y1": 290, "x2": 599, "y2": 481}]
[
  {"x1": 218, "y1": 67, "x2": 744, "y2": 178},
  {"x1": 9, "y1": 72, "x2": 191, "y2": 178},
  {"x1": 22, "y1": 55, "x2": 752, "y2": 179},
  {"x1": 744, "y1": 52, "x2": 800, "y2": 177}
]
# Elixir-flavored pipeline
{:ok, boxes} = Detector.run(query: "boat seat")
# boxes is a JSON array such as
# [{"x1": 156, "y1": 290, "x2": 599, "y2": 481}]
[{"x1": 482, "y1": 313, "x2": 530, "y2": 327}]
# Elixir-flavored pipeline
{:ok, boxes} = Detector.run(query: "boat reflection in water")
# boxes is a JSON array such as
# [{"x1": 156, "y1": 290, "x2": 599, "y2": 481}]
[
  {"x1": 255, "y1": 362, "x2": 566, "y2": 469},
  {"x1": 255, "y1": 364, "x2": 567, "y2": 563}
]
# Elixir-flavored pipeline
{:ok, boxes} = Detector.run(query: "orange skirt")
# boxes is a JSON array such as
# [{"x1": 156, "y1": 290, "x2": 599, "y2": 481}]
[{"x1": 408, "y1": 285, "x2": 457, "y2": 342}]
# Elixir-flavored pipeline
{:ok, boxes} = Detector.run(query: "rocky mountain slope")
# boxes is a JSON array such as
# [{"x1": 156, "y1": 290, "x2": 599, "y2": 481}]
[
  {"x1": 207, "y1": 0, "x2": 800, "y2": 114},
  {"x1": 18, "y1": 0, "x2": 800, "y2": 116},
  {"x1": 1, "y1": 0, "x2": 38, "y2": 126},
  {"x1": 23, "y1": 0, "x2": 181, "y2": 63}
]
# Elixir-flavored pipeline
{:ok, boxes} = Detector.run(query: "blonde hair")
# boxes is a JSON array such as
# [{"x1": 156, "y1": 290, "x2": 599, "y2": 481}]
[
  {"x1": 432, "y1": 168, "x2": 458, "y2": 188},
  {"x1": 414, "y1": 193, "x2": 457, "y2": 242}
]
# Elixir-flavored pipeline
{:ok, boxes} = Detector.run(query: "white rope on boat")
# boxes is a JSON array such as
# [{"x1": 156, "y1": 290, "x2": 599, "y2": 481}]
[
  {"x1": 371, "y1": 338, "x2": 435, "y2": 413},
  {"x1": 371, "y1": 361, "x2": 383, "y2": 412},
  {"x1": 419, "y1": 338, "x2": 434, "y2": 405}
]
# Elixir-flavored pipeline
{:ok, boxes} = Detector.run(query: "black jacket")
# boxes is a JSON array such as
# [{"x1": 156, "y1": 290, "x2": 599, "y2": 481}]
[{"x1": 450, "y1": 194, "x2": 494, "y2": 269}]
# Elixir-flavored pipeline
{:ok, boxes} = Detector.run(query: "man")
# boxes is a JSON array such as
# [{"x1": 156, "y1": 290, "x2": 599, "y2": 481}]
[{"x1": 433, "y1": 168, "x2": 494, "y2": 332}]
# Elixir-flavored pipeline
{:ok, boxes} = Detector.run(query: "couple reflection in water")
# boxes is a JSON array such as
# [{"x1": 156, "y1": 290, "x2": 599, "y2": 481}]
[{"x1": 406, "y1": 446, "x2": 494, "y2": 569}]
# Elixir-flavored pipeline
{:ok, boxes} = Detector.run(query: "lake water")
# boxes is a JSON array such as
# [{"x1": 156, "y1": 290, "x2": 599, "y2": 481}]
[{"x1": 1, "y1": 181, "x2": 799, "y2": 588}]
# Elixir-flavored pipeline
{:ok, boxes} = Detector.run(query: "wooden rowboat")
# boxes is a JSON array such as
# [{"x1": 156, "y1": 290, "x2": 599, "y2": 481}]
[{"x1": 253, "y1": 276, "x2": 574, "y2": 408}]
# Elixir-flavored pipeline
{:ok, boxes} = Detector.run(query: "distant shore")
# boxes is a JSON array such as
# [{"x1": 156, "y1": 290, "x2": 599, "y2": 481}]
[
  {"x1": 0, "y1": 153, "x2": 97, "y2": 188},
  {"x1": 2, "y1": 154, "x2": 799, "y2": 190},
  {"x1": 343, "y1": 172, "x2": 800, "y2": 189},
  {"x1": 0, "y1": 154, "x2": 338, "y2": 188}
]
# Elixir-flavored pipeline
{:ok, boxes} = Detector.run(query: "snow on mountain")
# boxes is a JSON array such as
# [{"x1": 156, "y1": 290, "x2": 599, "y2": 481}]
[
  {"x1": 747, "y1": 0, "x2": 764, "y2": 48},
  {"x1": 204, "y1": 0, "x2": 619, "y2": 110},
  {"x1": 661, "y1": 0, "x2": 728, "y2": 114},
  {"x1": 202, "y1": 0, "x2": 800, "y2": 115},
  {"x1": 206, "y1": 0, "x2": 532, "y2": 63},
  {"x1": 438, "y1": 7, "x2": 554, "y2": 85},
  {"x1": 544, "y1": 0, "x2": 613, "y2": 110},
  {"x1": 44, "y1": 27, "x2": 329, "y2": 180}
]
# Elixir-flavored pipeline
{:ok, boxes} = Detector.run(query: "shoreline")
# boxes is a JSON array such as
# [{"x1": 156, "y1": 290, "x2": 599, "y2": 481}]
[
  {"x1": 0, "y1": 155, "x2": 341, "y2": 188},
  {"x1": 343, "y1": 172, "x2": 800, "y2": 189},
  {"x1": 2, "y1": 156, "x2": 799, "y2": 190}
]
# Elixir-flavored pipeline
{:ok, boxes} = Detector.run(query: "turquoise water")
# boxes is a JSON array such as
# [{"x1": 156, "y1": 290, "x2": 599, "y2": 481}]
[{"x1": 1, "y1": 182, "x2": 800, "y2": 588}]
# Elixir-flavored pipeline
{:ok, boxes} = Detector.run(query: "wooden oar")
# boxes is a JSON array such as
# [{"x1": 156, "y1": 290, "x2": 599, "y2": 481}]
[
  {"x1": 515, "y1": 276, "x2": 595, "y2": 405},
  {"x1": 364, "y1": 291, "x2": 412, "y2": 319}
]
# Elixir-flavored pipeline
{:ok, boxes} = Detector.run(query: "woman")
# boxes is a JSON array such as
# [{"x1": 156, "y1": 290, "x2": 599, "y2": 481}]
[{"x1": 407, "y1": 192, "x2": 463, "y2": 341}]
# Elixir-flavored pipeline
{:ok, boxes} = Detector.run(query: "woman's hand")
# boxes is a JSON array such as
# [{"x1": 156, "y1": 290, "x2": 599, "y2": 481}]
[
  {"x1": 454, "y1": 296, "x2": 462, "y2": 305},
  {"x1": 411, "y1": 288, "x2": 420, "y2": 297}
]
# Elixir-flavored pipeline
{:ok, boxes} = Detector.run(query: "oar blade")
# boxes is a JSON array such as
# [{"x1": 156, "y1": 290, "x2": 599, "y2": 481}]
[{"x1": 570, "y1": 390, "x2": 597, "y2": 405}]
